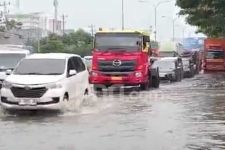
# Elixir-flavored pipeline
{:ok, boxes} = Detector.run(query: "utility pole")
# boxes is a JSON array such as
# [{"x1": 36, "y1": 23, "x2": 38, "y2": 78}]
[
  {"x1": 89, "y1": 24, "x2": 95, "y2": 44},
  {"x1": 172, "y1": 18, "x2": 178, "y2": 41},
  {"x1": 0, "y1": 1, "x2": 10, "y2": 20},
  {"x1": 122, "y1": 0, "x2": 125, "y2": 30},
  {"x1": 139, "y1": 0, "x2": 172, "y2": 41},
  {"x1": 89, "y1": 24, "x2": 94, "y2": 37},
  {"x1": 62, "y1": 14, "x2": 67, "y2": 35},
  {"x1": 53, "y1": 0, "x2": 58, "y2": 34}
]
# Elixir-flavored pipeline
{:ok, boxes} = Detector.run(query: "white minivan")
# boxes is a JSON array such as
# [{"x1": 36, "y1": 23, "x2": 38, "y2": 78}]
[{"x1": 0, "y1": 53, "x2": 89, "y2": 111}]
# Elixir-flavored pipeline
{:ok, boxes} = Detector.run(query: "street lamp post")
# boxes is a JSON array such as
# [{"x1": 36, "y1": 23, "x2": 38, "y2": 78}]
[
  {"x1": 139, "y1": 0, "x2": 172, "y2": 41},
  {"x1": 122, "y1": 0, "x2": 125, "y2": 30},
  {"x1": 162, "y1": 16, "x2": 178, "y2": 41}
]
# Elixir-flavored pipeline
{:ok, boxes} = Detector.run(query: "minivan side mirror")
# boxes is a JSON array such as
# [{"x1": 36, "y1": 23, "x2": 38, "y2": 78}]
[
  {"x1": 69, "y1": 70, "x2": 77, "y2": 76},
  {"x1": 5, "y1": 69, "x2": 12, "y2": 75}
]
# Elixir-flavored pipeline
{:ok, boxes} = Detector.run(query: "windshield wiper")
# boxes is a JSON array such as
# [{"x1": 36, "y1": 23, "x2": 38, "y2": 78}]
[
  {"x1": 19, "y1": 73, "x2": 45, "y2": 75},
  {"x1": 45, "y1": 73, "x2": 62, "y2": 75}
]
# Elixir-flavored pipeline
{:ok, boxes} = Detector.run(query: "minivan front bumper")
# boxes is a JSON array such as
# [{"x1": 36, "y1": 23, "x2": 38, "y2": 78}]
[{"x1": 0, "y1": 87, "x2": 65, "y2": 111}]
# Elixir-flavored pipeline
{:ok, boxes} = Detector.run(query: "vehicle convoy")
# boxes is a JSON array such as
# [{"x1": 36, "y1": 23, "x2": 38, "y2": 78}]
[
  {"x1": 203, "y1": 38, "x2": 225, "y2": 71},
  {"x1": 89, "y1": 30, "x2": 160, "y2": 91},
  {"x1": 0, "y1": 53, "x2": 89, "y2": 111},
  {"x1": 153, "y1": 57, "x2": 183, "y2": 82},
  {"x1": 182, "y1": 37, "x2": 205, "y2": 74},
  {"x1": 0, "y1": 45, "x2": 30, "y2": 88}
]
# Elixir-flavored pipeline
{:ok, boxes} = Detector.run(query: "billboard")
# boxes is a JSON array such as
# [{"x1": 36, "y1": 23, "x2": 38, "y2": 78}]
[{"x1": 182, "y1": 37, "x2": 205, "y2": 51}]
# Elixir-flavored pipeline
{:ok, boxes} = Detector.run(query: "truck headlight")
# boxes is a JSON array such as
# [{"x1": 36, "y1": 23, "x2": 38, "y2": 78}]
[
  {"x1": 135, "y1": 72, "x2": 143, "y2": 78},
  {"x1": 91, "y1": 71, "x2": 98, "y2": 77},
  {"x1": 2, "y1": 81, "x2": 12, "y2": 89},
  {"x1": 46, "y1": 83, "x2": 63, "y2": 89}
]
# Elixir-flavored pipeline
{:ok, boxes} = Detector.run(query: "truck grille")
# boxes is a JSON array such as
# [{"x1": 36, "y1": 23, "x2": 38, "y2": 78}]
[
  {"x1": 11, "y1": 86, "x2": 47, "y2": 98},
  {"x1": 98, "y1": 60, "x2": 136, "y2": 72}
]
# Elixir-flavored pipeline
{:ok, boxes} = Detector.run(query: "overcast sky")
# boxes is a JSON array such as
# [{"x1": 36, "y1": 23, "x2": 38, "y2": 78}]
[{"x1": 8, "y1": 0, "x2": 202, "y2": 41}]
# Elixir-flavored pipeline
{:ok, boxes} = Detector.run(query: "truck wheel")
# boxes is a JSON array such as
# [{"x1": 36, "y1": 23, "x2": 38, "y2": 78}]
[
  {"x1": 175, "y1": 73, "x2": 179, "y2": 82},
  {"x1": 152, "y1": 76, "x2": 160, "y2": 88}
]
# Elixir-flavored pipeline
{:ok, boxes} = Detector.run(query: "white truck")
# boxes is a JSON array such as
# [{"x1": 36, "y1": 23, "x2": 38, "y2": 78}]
[{"x1": 0, "y1": 45, "x2": 30, "y2": 88}]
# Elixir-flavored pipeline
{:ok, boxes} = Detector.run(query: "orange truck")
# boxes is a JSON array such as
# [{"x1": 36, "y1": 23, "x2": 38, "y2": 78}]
[{"x1": 204, "y1": 38, "x2": 225, "y2": 71}]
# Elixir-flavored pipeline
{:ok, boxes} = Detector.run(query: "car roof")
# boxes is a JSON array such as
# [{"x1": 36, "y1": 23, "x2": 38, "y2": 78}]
[
  {"x1": 160, "y1": 57, "x2": 179, "y2": 61},
  {"x1": 84, "y1": 56, "x2": 93, "y2": 59},
  {"x1": 26, "y1": 53, "x2": 80, "y2": 59}
]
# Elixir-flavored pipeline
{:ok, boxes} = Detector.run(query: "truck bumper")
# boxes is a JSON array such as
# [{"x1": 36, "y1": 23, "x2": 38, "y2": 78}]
[
  {"x1": 89, "y1": 71, "x2": 148, "y2": 86},
  {"x1": 204, "y1": 65, "x2": 225, "y2": 71}
]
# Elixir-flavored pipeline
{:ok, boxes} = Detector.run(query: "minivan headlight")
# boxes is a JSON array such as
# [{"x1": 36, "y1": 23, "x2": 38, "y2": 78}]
[
  {"x1": 2, "y1": 81, "x2": 12, "y2": 89},
  {"x1": 46, "y1": 83, "x2": 63, "y2": 89}
]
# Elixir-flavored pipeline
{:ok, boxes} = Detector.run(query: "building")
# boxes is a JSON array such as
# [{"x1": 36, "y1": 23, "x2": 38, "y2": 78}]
[{"x1": 6, "y1": 12, "x2": 63, "y2": 44}]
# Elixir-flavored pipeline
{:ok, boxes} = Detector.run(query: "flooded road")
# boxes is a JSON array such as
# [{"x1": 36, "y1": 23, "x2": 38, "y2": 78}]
[{"x1": 1, "y1": 73, "x2": 225, "y2": 150}]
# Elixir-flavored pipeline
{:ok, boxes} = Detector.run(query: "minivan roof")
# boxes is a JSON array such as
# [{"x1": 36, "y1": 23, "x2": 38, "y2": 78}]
[
  {"x1": 160, "y1": 57, "x2": 179, "y2": 62},
  {"x1": 26, "y1": 53, "x2": 80, "y2": 59}
]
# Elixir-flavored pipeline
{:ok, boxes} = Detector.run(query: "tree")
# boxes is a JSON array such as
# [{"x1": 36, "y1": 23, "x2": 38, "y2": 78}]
[
  {"x1": 32, "y1": 29, "x2": 93, "y2": 56},
  {"x1": 176, "y1": 0, "x2": 225, "y2": 37},
  {"x1": 0, "y1": 19, "x2": 22, "y2": 32}
]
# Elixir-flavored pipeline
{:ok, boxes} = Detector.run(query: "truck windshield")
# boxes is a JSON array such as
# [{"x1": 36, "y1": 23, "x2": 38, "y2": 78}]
[
  {"x1": 95, "y1": 33, "x2": 142, "y2": 51},
  {"x1": 206, "y1": 51, "x2": 224, "y2": 59},
  {"x1": 14, "y1": 59, "x2": 66, "y2": 75},
  {"x1": 0, "y1": 53, "x2": 26, "y2": 70}
]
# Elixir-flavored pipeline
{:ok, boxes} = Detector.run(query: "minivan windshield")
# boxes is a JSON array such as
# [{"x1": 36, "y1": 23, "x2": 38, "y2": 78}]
[
  {"x1": 95, "y1": 33, "x2": 142, "y2": 51},
  {"x1": 0, "y1": 53, "x2": 26, "y2": 70},
  {"x1": 14, "y1": 59, "x2": 66, "y2": 75}
]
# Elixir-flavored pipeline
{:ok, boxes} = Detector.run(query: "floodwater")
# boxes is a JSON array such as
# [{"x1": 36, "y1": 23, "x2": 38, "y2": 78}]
[{"x1": 1, "y1": 73, "x2": 225, "y2": 150}]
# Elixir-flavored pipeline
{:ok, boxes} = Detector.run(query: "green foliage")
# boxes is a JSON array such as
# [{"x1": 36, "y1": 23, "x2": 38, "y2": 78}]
[
  {"x1": 176, "y1": 0, "x2": 225, "y2": 37},
  {"x1": 34, "y1": 29, "x2": 93, "y2": 56},
  {"x1": 0, "y1": 19, "x2": 23, "y2": 32}
]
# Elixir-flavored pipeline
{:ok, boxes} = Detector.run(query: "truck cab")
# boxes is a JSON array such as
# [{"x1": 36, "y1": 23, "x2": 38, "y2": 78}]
[
  {"x1": 89, "y1": 30, "x2": 160, "y2": 91},
  {"x1": 204, "y1": 39, "x2": 225, "y2": 71}
]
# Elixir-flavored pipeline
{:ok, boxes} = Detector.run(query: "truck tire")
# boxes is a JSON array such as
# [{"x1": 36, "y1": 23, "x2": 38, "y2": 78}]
[
  {"x1": 150, "y1": 67, "x2": 160, "y2": 88},
  {"x1": 152, "y1": 76, "x2": 160, "y2": 88}
]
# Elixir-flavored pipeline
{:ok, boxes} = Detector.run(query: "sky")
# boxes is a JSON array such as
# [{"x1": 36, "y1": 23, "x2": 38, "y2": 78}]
[{"x1": 6, "y1": 0, "x2": 203, "y2": 41}]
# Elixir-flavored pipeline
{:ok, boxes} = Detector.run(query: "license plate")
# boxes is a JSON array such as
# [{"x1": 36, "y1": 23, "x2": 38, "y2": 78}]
[
  {"x1": 19, "y1": 99, "x2": 37, "y2": 106},
  {"x1": 111, "y1": 76, "x2": 122, "y2": 80}
]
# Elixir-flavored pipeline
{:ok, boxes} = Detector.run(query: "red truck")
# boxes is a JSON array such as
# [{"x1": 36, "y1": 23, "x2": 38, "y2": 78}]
[
  {"x1": 89, "y1": 30, "x2": 160, "y2": 91},
  {"x1": 203, "y1": 38, "x2": 225, "y2": 71}
]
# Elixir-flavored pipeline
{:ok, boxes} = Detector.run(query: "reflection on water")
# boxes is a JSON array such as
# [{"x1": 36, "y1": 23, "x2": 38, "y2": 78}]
[{"x1": 1, "y1": 73, "x2": 225, "y2": 149}]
